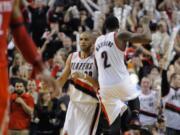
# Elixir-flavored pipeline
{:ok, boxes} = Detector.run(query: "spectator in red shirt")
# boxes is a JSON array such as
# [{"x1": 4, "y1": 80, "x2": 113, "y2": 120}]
[{"x1": 9, "y1": 81, "x2": 34, "y2": 135}]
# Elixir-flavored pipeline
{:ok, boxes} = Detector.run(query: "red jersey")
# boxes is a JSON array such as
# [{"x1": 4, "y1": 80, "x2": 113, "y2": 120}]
[
  {"x1": 0, "y1": 0, "x2": 14, "y2": 67},
  {"x1": 9, "y1": 92, "x2": 34, "y2": 129}
]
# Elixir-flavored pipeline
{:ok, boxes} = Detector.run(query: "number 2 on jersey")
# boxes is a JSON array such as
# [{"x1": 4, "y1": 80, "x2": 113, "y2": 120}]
[{"x1": 101, "y1": 51, "x2": 111, "y2": 69}]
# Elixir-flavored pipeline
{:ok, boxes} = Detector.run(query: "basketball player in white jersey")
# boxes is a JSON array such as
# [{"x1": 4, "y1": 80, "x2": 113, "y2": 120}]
[
  {"x1": 139, "y1": 77, "x2": 158, "y2": 129},
  {"x1": 57, "y1": 32, "x2": 101, "y2": 135},
  {"x1": 94, "y1": 15, "x2": 152, "y2": 132},
  {"x1": 161, "y1": 68, "x2": 180, "y2": 135}
]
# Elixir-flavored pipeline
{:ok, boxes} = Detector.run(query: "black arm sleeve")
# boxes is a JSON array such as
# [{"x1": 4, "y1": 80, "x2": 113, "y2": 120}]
[{"x1": 161, "y1": 70, "x2": 170, "y2": 97}]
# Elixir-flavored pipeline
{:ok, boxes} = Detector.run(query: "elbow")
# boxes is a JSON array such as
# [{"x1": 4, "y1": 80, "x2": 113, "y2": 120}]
[
  {"x1": 143, "y1": 34, "x2": 152, "y2": 43},
  {"x1": 146, "y1": 37, "x2": 152, "y2": 43}
]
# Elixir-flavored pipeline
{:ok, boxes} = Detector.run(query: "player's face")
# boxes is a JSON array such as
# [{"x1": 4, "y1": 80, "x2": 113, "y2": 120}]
[{"x1": 79, "y1": 33, "x2": 92, "y2": 52}]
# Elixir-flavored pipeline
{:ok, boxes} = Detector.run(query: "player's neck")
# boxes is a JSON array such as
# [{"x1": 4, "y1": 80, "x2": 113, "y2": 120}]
[
  {"x1": 79, "y1": 51, "x2": 90, "y2": 59},
  {"x1": 106, "y1": 29, "x2": 118, "y2": 33}
]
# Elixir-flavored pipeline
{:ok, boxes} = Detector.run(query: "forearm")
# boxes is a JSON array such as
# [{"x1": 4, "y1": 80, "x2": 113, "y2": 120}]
[
  {"x1": 57, "y1": 54, "x2": 72, "y2": 88},
  {"x1": 11, "y1": 0, "x2": 42, "y2": 69},
  {"x1": 21, "y1": 101, "x2": 33, "y2": 116},
  {"x1": 57, "y1": 76, "x2": 68, "y2": 88},
  {"x1": 57, "y1": 69, "x2": 70, "y2": 88},
  {"x1": 11, "y1": 21, "x2": 41, "y2": 65},
  {"x1": 118, "y1": 24, "x2": 151, "y2": 44}
]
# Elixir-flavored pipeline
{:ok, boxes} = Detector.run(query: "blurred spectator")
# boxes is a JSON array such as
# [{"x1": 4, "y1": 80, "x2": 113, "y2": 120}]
[
  {"x1": 51, "y1": 51, "x2": 65, "y2": 78},
  {"x1": 27, "y1": 80, "x2": 38, "y2": 104},
  {"x1": 48, "y1": 0, "x2": 65, "y2": 26},
  {"x1": 62, "y1": 36, "x2": 76, "y2": 54},
  {"x1": 31, "y1": 88, "x2": 61, "y2": 135},
  {"x1": 41, "y1": 17, "x2": 64, "y2": 61},
  {"x1": 19, "y1": 63, "x2": 33, "y2": 81},
  {"x1": 160, "y1": 59, "x2": 180, "y2": 135},
  {"x1": 9, "y1": 53, "x2": 23, "y2": 77},
  {"x1": 28, "y1": 0, "x2": 49, "y2": 47},
  {"x1": 56, "y1": 48, "x2": 69, "y2": 62},
  {"x1": 139, "y1": 76, "x2": 158, "y2": 132},
  {"x1": 9, "y1": 81, "x2": 34, "y2": 135},
  {"x1": 148, "y1": 66, "x2": 161, "y2": 90},
  {"x1": 158, "y1": 0, "x2": 180, "y2": 20},
  {"x1": 10, "y1": 65, "x2": 27, "y2": 91}
]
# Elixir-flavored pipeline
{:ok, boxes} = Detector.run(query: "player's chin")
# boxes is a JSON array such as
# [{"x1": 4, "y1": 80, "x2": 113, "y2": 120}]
[
  {"x1": 81, "y1": 46, "x2": 89, "y2": 51},
  {"x1": 80, "y1": 44, "x2": 87, "y2": 48}
]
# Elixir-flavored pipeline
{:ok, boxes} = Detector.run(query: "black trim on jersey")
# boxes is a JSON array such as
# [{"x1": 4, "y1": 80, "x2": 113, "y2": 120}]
[
  {"x1": 140, "y1": 110, "x2": 158, "y2": 118},
  {"x1": 94, "y1": 57, "x2": 98, "y2": 71},
  {"x1": 70, "y1": 80, "x2": 98, "y2": 99},
  {"x1": 90, "y1": 103, "x2": 100, "y2": 135},
  {"x1": 165, "y1": 103, "x2": 180, "y2": 114}
]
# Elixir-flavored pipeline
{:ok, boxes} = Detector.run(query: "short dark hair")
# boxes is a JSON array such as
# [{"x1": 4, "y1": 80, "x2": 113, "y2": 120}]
[{"x1": 104, "y1": 15, "x2": 119, "y2": 32}]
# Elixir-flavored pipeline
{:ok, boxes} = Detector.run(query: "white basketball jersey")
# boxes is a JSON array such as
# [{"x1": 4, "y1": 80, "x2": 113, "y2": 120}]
[
  {"x1": 163, "y1": 88, "x2": 180, "y2": 130},
  {"x1": 69, "y1": 52, "x2": 98, "y2": 103},
  {"x1": 63, "y1": 52, "x2": 101, "y2": 135},
  {"x1": 94, "y1": 32, "x2": 129, "y2": 87},
  {"x1": 139, "y1": 91, "x2": 158, "y2": 125}
]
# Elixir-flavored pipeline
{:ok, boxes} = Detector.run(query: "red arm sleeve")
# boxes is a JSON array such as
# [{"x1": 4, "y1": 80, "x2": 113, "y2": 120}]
[
  {"x1": 11, "y1": 17, "x2": 39, "y2": 64},
  {"x1": 11, "y1": 17, "x2": 44, "y2": 75}
]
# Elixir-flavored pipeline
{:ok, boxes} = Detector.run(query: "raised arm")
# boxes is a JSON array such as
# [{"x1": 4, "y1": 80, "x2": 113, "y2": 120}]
[
  {"x1": 116, "y1": 16, "x2": 151, "y2": 51},
  {"x1": 11, "y1": 0, "x2": 43, "y2": 72},
  {"x1": 10, "y1": 0, "x2": 58, "y2": 95}
]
